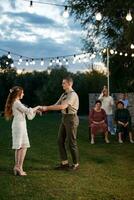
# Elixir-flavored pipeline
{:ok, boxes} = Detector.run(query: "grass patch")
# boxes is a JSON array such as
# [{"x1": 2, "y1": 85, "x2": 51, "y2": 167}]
[{"x1": 0, "y1": 114, "x2": 134, "y2": 200}]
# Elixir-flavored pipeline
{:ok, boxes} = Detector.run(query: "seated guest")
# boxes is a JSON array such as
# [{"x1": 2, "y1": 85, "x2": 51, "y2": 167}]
[
  {"x1": 114, "y1": 101, "x2": 134, "y2": 143},
  {"x1": 119, "y1": 93, "x2": 129, "y2": 108},
  {"x1": 89, "y1": 100, "x2": 110, "y2": 144}
]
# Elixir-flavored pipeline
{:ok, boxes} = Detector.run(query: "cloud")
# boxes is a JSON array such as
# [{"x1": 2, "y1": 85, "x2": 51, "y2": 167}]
[
  {"x1": 0, "y1": 0, "x2": 86, "y2": 71},
  {"x1": 5, "y1": 11, "x2": 57, "y2": 26}
]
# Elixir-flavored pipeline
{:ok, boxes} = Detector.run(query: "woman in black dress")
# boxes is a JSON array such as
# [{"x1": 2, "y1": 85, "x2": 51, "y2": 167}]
[{"x1": 115, "y1": 101, "x2": 134, "y2": 143}]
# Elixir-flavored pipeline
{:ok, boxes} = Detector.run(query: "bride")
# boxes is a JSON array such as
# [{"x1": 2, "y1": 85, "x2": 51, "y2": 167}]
[{"x1": 4, "y1": 86, "x2": 41, "y2": 176}]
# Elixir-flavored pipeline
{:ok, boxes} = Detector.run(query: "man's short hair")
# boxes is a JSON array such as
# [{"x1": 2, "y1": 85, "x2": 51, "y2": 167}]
[{"x1": 63, "y1": 76, "x2": 73, "y2": 83}]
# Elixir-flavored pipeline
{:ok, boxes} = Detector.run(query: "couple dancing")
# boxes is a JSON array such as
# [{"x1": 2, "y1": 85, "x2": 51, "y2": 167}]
[{"x1": 4, "y1": 77, "x2": 79, "y2": 176}]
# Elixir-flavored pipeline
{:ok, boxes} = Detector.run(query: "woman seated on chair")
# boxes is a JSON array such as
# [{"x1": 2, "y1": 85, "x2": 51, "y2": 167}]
[
  {"x1": 89, "y1": 100, "x2": 110, "y2": 144},
  {"x1": 114, "y1": 101, "x2": 134, "y2": 143}
]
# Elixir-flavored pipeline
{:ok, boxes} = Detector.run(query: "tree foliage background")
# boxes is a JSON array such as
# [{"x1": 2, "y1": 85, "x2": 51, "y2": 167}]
[
  {"x1": 67, "y1": 0, "x2": 134, "y2": 91},
  {"x1": 0, "y1": 55, "x2": 107, "y2": 114},
  {"x1": 1, "y1": 0, "x2": 134, "y2": 114}
]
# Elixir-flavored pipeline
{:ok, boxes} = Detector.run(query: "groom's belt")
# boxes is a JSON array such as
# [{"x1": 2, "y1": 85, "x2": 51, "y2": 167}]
[{"x1": 62, "y1": 113, "x2": 77, "y2": 116}]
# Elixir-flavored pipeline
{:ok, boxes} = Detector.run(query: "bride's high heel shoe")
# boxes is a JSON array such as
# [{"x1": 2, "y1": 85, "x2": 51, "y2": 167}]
[{"x1": 13, "y1": 167, "x2": 27, "y2": 176}]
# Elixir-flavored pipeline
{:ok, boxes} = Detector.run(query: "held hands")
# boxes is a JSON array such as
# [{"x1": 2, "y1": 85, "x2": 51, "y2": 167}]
[
  {"x1": 33, "y1": 105, "x2": 48, "y2": 114},
  {"x1": 36, "y1": 106, "x2": 48, "y2": 112},
  {"x1": 41, "y1": 106, "x2": 48, "y2": 112}
]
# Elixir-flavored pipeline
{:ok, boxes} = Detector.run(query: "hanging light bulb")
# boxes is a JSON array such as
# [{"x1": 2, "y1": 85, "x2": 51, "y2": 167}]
[
  {"x1": 6, "y1": 61, "x2": 9, "y2": 65},
  {"x1": 30, "y1": 1, "x2": 33, "y2": 7},
  {"x1": 103, "y1": 49, "x2": 106, "y2": 53},
  {"x1": 7, "y1": 52, "x2": 11, "y2": 59},
  {"x1": 119, "y1": 52, "x2": 123, "y2": 56},
  {"x1": 78, "y1": 58, "x2": 81, "y2": 63},
  {"x1": 63, "y1": 57, "x2": 66, "y2": 62},
  {"x1": 65, "y1": 59, "x2": 69, "y2": 65},
  {"x1": 40, "y1": 58, "x2": 44, "y2": 66},
  {"x1": 56, "y1": 57, "x2": 60, "y2": 64},
  {"x1": 131, "y1": 53, "x2": 134, "y2": 57},
  {"x1": 28, "y1": 0, "x2": 34, "y2": 13},
  {"x1": 110, "y1": 49, "x2": 114, "y2": 54},
  {"x1": 26, "y1": 60, "x2": 29, "y2": 66},
  {"x1": 19, "y1": 56, "x2": 22, "y2": 63},
  {"x1": 11, "y1": 63, "x2": 14, "y2": 67},
  {"x1": 49, "y1": 60, "x2": 53, "y2": 66},
  {"x1": 126, "y1": 10, "x2": 132, "y2": 21},
  {"x1": 63, "y1": 6, "x2": 69, "y2": 18},
  {"x1": 130, "y1": 44, "x2": 134, "y2": 49},
  {"x1": 125, "y1": 53, "x2": 128, "y2": 56},
  {"x1": 95, "y1": 12, "x2": 102, "y2": 21},
  {"x1": 18, "y1": 62, "x2": 20, "y2": 65},
  {"x1": 59, "y1": 60, "x2": 62, "y2": 66},
  {"x1": 32, "y1": 59, "x2": 35, "y2": 65},
  {"x1": 115, "y1": 51, "x2": 118, "y2": 54}
]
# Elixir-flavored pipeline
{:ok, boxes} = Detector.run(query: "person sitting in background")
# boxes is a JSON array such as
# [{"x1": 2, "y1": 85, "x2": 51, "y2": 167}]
[
  {"x1": 98, "y1": 86, "x2": 115, "y2": 135},
  {"x1": 114, "y1": 101, "x2": 134, "y2": 144},
  {"x1": 119, "y1": 93, "x2": 129, "y2": 108},
  {"x1": 89, "y1": 100, "x2": 110, "y2": 144}
]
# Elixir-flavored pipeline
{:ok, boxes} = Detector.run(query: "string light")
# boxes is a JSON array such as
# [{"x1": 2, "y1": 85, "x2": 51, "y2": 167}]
[
  {"x1": 0, "y1": 48, "x2": 134, "y2": 70},
  {"x1": 126, "y1": 10, "x2": 132, "y2": 21},
  {"x1": 11, "y1": 63, "x2": 14, "y2": 67},
  {"x1": 63, "y1": 6, "x2": 69, "y2": 18},
  {"x1": 22, "y1": 0, "x2": 133, "y2": 23},
  {"x1": 40, "y1": 58, "x2": 44, "y2": 66},
  {"x1": 56, "y1": 57, "x2": 60, "y2": 64},
  {"x1": 28, "y1": 0, "x2": 34, "y2": 13},
  {"x1": 8, "y1": 52, "x2": 11, "y2": 59},
  {"x1": 30, "y1": 0, "x2": 33, "y2": 7},
  {"x1": 130, "y1": 44, "x2": 134, "y2": 49},
  {"x1": 30, "y1": 60, "x2": 33, "y2": 65},
  {"x1": 110, "y1": 49, "x2": 114, "y2": 54},
  {"x1": 103, "y1": 49, "x2": 106, "y2": 53},
  {"x1": 19, "y1": 56, "x2": 22, "y2": 63},
  {"x1": 65, "y1": 59, "x2": 69, "y2": 65},
  {"x1": 59, "y1": 60, "x2": 62, "y2": 66},
  {"x1": 49, "y1": 60, "x2": 53, "y2": 66},
  {"x1": 32, "y1": 59, "x2": 35, "y2": 65},
  {"x1": 95, "y1": 12, "x2": 102, "y2": 21},
  {"x1": 26, "y1": 60, "x2": 29, "y2": 66}
]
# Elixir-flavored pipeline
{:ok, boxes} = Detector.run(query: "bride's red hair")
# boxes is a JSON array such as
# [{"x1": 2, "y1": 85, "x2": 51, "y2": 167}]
[{"x1": 4, "y1": 86, "x2": 23, "y2": 120}]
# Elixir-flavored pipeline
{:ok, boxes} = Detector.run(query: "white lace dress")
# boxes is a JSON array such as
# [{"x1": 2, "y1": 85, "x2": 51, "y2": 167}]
[{"x1": 12, "y1": 99, "x2": 36, "y2": 149}]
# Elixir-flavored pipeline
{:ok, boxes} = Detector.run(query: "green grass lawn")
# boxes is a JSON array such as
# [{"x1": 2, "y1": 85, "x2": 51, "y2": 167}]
[{"x1": 0, "y1": 114, "x2": 134, "y2": 200}]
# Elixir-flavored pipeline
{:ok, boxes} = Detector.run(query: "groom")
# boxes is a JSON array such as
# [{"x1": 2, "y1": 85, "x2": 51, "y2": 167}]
[{"x1": 42, "y1": 76, "x2": 79, "y2": 170}]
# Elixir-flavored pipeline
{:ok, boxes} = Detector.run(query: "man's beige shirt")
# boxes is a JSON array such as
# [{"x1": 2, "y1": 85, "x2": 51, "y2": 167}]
[{"x1": 55, "y1": 90, "x2": 79, "y2": 114}]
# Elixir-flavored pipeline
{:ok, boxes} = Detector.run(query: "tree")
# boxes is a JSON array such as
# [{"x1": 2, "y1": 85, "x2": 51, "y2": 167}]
[
  {"x1": 67, "y1": 0, "x2": 134, "y2": 51},
  {"x1": 0, "y1": 55, "x2": 17, "y2": 110},
  {"x1": 67, "y1": 0, "x2": 134, "y2": 91}
]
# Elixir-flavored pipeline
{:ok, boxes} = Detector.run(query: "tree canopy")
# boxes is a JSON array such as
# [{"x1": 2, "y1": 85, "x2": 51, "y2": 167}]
[
  {"x1": 67, "y1": 0, "x2": 134, "y2": 91},
  {"x1": 67, "y1": 0, "x2": 134, "y2": 52}
]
